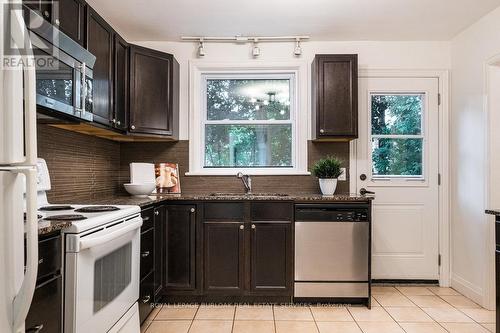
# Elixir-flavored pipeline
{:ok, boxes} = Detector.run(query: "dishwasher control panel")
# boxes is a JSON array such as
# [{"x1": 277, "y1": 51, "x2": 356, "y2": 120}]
[{"x1": 295, "y1": 204, "x2": 370, "y2": 222}]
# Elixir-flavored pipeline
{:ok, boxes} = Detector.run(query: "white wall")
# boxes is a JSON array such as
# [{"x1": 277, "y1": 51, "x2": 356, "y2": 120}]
[
  {"x1": 131, "y1": 40, "x2": 451, "y2": 140},
  {"x1": 450, "y1": 6, "x2": 500, "y2": 308}
]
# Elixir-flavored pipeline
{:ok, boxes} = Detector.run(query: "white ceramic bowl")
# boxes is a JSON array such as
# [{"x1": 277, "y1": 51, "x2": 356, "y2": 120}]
[{"x1": 123, "y1": 183, "x2": 156, "y2": 197}]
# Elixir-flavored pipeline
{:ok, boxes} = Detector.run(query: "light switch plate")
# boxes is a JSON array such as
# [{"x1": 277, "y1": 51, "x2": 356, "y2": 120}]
[{"x1": 338, "y1": 168, "x2": 347, "y2": 181}]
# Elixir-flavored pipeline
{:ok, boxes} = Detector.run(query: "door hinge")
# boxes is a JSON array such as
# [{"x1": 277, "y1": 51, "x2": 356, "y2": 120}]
[
  {"x1": 438, "y1": 173, "x2": 441, "y2": 185},
  {"x1": 438, "y1": 254, "x2": 441, "y2": 266},
  {"x1": 438, "y1": 93, "x2": 441, "y2": 106}
]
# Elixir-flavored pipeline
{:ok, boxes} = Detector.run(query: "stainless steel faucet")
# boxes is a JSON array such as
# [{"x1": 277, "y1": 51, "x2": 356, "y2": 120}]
[{"x1": 236, "y1": 172, "x2": 252, "y2": 194}]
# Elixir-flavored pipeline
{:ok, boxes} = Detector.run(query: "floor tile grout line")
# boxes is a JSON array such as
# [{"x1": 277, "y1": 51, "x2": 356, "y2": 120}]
[
  {"x1": 272, "y1": 305, "x2": 277, "y2": 333},
  {"x1": 308, "y1": 305, "x2": 321, "y2": 333},
  {"x1": 186, "y1": 304, "x2": 200, "y2": 333}
]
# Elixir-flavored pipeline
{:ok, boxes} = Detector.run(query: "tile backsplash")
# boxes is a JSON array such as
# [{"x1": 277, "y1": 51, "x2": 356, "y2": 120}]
[{"x1": 37, "y1": 125, "x2": 351, "y2": 201}]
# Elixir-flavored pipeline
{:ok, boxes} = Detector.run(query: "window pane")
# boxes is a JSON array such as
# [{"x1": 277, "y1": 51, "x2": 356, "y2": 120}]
[
  {"x1": 207, "y1": 79, "x2": 290, "y2": 121},
  {"x1": 372, "y1": 138, "x2": 423, "y2": 176},
  {"x1": 205, "y1": 125, "x2": 292, "y2": 167},
  {"x1": 371, "y1": 94, "x2": 423, "y2": 135}
]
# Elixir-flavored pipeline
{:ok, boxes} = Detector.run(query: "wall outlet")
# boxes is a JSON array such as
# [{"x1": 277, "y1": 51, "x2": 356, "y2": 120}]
[{"x1": 338, "y1": 168, "x2": 347, "y2": 181}]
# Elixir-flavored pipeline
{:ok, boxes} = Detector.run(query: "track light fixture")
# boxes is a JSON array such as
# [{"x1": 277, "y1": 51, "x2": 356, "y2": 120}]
[
  {"x1": 252, "y1": 38, "x2": 260, "y2": 57},
  {"x1": 294, "y1": 38, "x2": 302, "y2": 56},
  {"x1": 198, "y1": 39, "x2": 205, "y2": 57},
  {"x1": 182, "y1": 36, "x2": 310, "y2": 58}
]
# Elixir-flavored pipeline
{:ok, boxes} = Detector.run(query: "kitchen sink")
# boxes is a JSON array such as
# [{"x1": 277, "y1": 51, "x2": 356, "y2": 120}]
[{"x1": 209, "y1": 192, "x2": 289, "y2": 197}]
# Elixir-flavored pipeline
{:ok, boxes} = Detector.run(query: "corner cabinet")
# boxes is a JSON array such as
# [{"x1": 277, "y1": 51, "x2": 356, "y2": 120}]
[
  {"x1": 312, "y1": 54, "x2": 358, "y2": 140},
  {"x1": 129, "y1": 45, "x2": 179, "y2": 138}
]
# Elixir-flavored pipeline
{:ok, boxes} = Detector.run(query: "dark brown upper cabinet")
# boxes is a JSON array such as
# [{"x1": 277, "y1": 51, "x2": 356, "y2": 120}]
[
  {"x1": 86, "y1": 7, "x2": 114, "y2": 127},
  {"x1": 312, "y1": 54, "x2": 358, "y2": 140},
  {"x1": 129, "y1": 44, "x2": 179, "y2": 138},
  {"x1": 56, "y1": 0, "x2": 85, "y2": 45},
  {"x1": 113, "y1": 33, "x2": 129, "y2": 131},
  {"x1": 23, "y1": 0, "x2": 53, "y2": 22}
]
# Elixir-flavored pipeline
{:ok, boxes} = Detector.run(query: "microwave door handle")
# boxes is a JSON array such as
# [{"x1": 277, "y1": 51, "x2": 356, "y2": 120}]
[
  {"x1": 79, "y1": 220, "x2": 143, "y2": 251},
  {"x1": 80, "y1": 62, "x2": 86, "y2": 116},
  {"x1": 11, "y1": 167, "x2": 39, "y2": 332}
]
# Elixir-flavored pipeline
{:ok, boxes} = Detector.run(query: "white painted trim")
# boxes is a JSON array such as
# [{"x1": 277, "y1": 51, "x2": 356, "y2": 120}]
[
  {"x1": 188, "y1": 60, "x2": 309, "y2": 176},
  {"x1": 482, "y1": 53, "x2": 500, "y2": 310},
  {"x1": 354, "y1": 68, "x2": 451, "y2": 287},
  {"x1": 451, "y1": 273, "x2": 484, "y2": 305}
]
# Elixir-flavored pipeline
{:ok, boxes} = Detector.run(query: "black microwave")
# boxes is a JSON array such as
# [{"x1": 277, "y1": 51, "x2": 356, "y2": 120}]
[{"x1": 24, "y1": 7, "x2": 96, "y2": 122}]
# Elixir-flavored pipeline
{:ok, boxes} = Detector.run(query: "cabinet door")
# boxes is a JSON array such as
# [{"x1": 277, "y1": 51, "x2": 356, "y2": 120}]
[
  {"x1": 313, "y1": 54, "x2": 358, "y2": 139},
  {"x1": 129, "y1": 45, "x2": 177, "y2": 136},
  {"x1": 86, "y1": 7, "x2": 113, "y2": 126},
  {"x1": 250, "y1": 222, "x2": 293, "y2": 294},
  {"x1": 113, "y1": 33, "x2": 128, "y2": 131},
  {"x1": 164, "y1": 205, "x2": 196, "y2": 292},
  {"x1": 140, "y1": 228, "x2": 154, "y2": 281},
  {"x1": 56, "y1": 0, "x2": 85, "y2": 45},
  {"x1": 496, "y1": 250, "x2": 500, "y2": 329},
  {"x1": 139, "y1": 271, "x2": 154, "y2": 324},
  {"x1": 23, "y1": 0, "x2": 52, "y2": 22},
  {"x1": 153, "y1": 206, "x2": 164, "y2": 297},
  {"x1": 203, "y1": 222, "x2": 245, "y2": 294}
]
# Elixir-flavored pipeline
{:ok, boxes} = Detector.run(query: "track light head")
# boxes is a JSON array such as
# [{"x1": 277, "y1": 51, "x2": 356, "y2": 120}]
[
  {"x1": 198, "y1": 39, "x2": 206, "y2": 57},
  {"x1": 252, "y1": 38, "x2": 260, "y2": 57},
  {"x1": 294, "y1": 38, "x2": 302, "y2": 56}
]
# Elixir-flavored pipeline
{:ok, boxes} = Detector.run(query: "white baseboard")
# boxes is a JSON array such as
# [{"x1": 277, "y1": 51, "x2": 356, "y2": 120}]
[{"x1": 451, "y1": 273, "x2": 484, "y2": 307}]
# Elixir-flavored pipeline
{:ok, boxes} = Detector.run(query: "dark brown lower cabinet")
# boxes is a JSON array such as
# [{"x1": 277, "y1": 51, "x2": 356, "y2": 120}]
[
  {"x1": 139, "y1": 271, "x2": 154, "y2": 324},
  {"x1": 26, "y1": 276, "x2": 62, "y2": 333},
  {"x1": 203, "y1": 222, "x2": 245, "y2": 294},
  {"x1": 250, "y1": 222, "x2": 293, "y2": 294},
  {"x1": 139, "y1": 207, "x2": 156, "y2": 324},
  {"x1": 164, "y1": 205, "x2": 197, "y2": 293}
]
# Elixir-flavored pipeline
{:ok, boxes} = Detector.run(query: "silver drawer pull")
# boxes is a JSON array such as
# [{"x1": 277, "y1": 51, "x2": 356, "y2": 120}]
[
  {"x1": 141, "y1": 251, "x2": 150, "y2": 258},
  {"x1": 142, "y1": 295, "x2": 151, "y2": 303},
  {"x1": 26, "y1": 324, "x2": 44, "y2": 333}
]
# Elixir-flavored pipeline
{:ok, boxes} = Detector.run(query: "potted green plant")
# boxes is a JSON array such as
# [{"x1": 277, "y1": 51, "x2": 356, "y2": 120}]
[{"x1": 311, "y1": 156, "x2": 343, "y2": 195}]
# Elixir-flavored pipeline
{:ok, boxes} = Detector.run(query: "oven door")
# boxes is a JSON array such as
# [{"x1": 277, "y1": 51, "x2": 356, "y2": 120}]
[{"x1": 64, "y1": 218, "x2": 141, "y2": 333}]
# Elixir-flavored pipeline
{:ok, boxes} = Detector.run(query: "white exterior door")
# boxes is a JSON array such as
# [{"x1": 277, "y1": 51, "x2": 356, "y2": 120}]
[{"x1": 354, "y1": 77, "x2": 440, "y2": 280}]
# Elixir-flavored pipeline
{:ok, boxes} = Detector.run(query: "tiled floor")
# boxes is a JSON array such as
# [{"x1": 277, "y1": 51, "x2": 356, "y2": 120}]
[{"x1": 141, "y1": 286, "x2": 496, "y2": 333}]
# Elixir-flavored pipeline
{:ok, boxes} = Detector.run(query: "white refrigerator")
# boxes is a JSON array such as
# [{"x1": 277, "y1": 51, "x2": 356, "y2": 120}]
[{"x1": 0, "y1": 1, "x2": 40, "y2": 332}]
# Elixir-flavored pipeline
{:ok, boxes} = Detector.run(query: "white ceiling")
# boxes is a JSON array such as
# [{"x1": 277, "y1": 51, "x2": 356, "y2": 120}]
[{"x1": 86, "y1": 0, "x2": 500, "y2": 41}]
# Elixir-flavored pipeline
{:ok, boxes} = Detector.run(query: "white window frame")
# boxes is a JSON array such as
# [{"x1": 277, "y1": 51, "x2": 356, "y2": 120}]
[{"x1": 187, "y1": 61, "x2": 310, "y2": 176}]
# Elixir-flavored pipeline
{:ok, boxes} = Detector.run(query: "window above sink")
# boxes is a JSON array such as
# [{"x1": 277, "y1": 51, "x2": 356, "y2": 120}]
[{"x1": 187, "y1": 62, "x2": 310, "y2": 176}]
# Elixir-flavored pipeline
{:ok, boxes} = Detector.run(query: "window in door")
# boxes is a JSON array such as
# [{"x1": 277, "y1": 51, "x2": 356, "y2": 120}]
[{"x1": 370, "y1": 94, "x2": 424, "y2": 178}]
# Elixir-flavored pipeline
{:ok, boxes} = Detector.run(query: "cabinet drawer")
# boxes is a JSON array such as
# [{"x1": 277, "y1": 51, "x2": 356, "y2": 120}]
[
  {"x1": 140, "y1": 228, "x2": 154, "y2": 280},
  {"x1": 141, "y1": 207, "x2": 154, "y2": 231},
  {"x1": 251, "y1": 202, "x2": 293, "y2": 221},
  {"x1": 37, "y1": 235, "x2": 61, "y2": 280},
  {"x1": 139, "y1": 271, "x2": 155, "y2": 324},
  {"x1": 204, "y1": 202, "x2": 245, "y2": 220}
]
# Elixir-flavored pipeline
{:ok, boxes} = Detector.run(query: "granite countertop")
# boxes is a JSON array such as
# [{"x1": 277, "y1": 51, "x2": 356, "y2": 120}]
[
  {"x1": 39, "y1": 193, "x2": 373, "y2": 235},
  {"x1": 80, "y1": 193, "x2": 374, "y2": 208},
  {"x1": 485, "y1": 209, "x2": 500, "y2": 216}
]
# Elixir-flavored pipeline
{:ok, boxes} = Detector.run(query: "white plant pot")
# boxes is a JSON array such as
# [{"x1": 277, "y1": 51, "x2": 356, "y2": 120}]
[{"x1": 319, "y1": 178, "x2": 338, "y2": 196}]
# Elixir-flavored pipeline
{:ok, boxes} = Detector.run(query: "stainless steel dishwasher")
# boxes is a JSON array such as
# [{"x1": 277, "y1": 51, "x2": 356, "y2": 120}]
[{"x1": 294, "y1": 203, "x2": 371, "y2": 305}]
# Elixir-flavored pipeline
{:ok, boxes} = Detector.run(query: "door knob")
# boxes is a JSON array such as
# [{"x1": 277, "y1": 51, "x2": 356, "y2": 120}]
[
  {"x1": 360, "y1": 174, "x2": 367, "y2": 181},
  {"x1": 360, "y1": 188, "x2": 375, "y2": 195}
]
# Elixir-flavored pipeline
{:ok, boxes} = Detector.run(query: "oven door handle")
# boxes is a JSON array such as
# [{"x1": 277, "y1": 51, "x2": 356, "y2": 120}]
[{"x1": 79, "y1": 220, "x2": 142, "y2": 251}]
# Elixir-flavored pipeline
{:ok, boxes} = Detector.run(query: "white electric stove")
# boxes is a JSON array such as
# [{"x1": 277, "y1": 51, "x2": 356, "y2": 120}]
[{"x1": 34, "y1": 159, "x2": 142, "y2": 333}]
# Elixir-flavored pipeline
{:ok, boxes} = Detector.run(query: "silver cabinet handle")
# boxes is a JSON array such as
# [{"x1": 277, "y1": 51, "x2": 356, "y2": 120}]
[
  {"x1": 116, "y1": 121, "x2": 121, "y2": 126},
  {"x1": 190, "y1": 208, "x2": 195, "y2": 213},
  {"x1": 112, "y1": 118, "x2": 116, "y2": 124},
  {"x1": 55, "y1": 18, "x2": 60, "y2": 26},
  {"x1": 131, "y1": 125, "x2": 136, "y2": 130},
  {"x1": 141, "y1": 251, "x2": 150, "y2": 258},
  {"x1": 319, "y1": 129, "x2": 325, "y2": 134},
  {"x1": 239, "y1": 225, "x2": 244, "y2": 230},
  {"x1": 154, "y1": 210, "x2": 159, "y2": 216},
  {"x1": 251, "y1": 224, "x2": 256, "y2": 229},
  {"x1": 43, "y1": 10, "x2": 49, "y2": 18},
  {"x1": 142, "y1": 295, "x2": 151, "y2": 303},
  {"x1": 38, "y1": 258, "x2": 44, "y2": 265}
]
